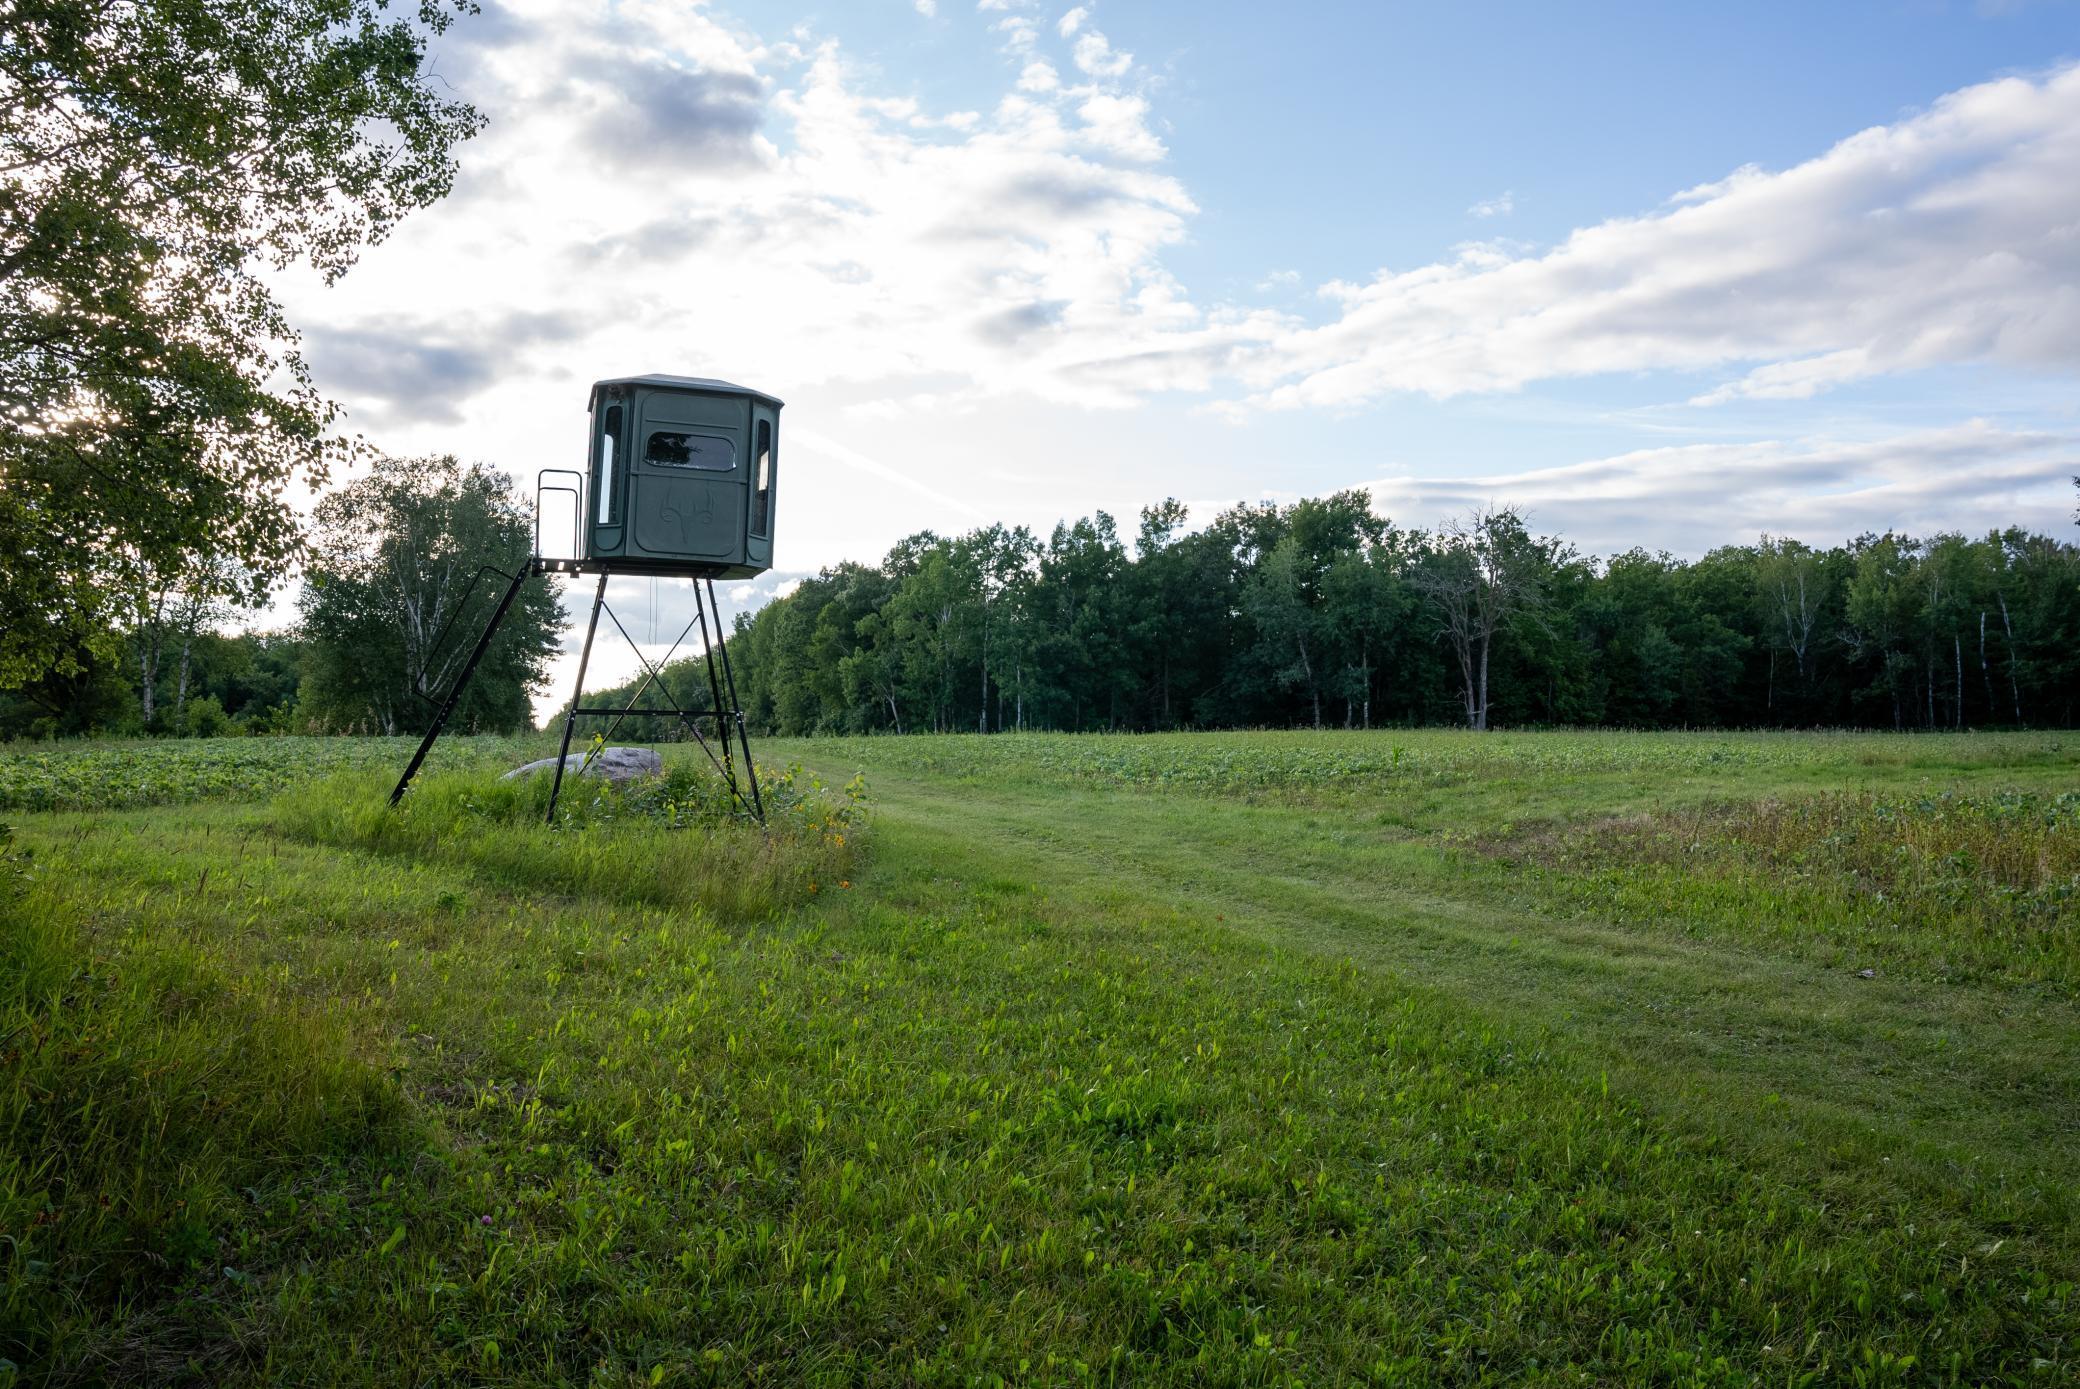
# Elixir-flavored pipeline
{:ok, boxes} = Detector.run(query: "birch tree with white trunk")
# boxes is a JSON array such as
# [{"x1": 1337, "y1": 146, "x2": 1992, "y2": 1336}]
[{"x1": 1415, "y1": 506, "x2": 1549, "y2": 732}]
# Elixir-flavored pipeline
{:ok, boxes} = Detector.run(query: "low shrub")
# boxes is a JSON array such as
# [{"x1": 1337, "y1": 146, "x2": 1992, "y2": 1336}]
[
  {"x1": 178, "y1": 695, "x2": 234, "y2": 738},
  {"x1": 274, "y1": 755, "x2": 866, "y2": 927}
]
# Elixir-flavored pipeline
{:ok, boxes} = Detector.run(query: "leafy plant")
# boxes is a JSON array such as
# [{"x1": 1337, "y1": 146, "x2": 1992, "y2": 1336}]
[
  {"x1": 1497, "y1": 788, "x2": 2080, "y2": 985},
  {"x1": 0, "y1": 822, "x2": 24, "y2": 897},
  {"x1": 0, "y1": 735, "x2": 545, "y2": 812}
]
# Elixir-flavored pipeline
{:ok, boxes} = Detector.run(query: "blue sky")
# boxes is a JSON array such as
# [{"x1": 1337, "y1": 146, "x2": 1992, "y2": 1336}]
[
  {"x1": 279, "y1": 0, "x2": 2080, "y2": 692},
  {"x1": 838, "y1": 2, "x2": 2075, "y2": 274}
]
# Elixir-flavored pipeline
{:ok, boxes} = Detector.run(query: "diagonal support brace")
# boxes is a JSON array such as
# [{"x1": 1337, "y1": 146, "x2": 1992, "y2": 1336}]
[{"x1": 390, "y1": 564, "x2": 531, "y2": 807}]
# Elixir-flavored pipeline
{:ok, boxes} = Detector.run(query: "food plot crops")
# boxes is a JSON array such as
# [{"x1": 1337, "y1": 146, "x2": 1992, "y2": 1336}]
[
  {"x1": 872, "y1": 727, "x2": 2077, "y2": 799},
  {"x1": 0, "y1": 735, "x2": 545, "y2": 812},
  {"x1": 793, "y1": 725, "x2": 2080, "y2": 988}
]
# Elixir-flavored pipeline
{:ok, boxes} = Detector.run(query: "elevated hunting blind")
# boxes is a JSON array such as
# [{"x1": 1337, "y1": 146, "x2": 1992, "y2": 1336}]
[
  {"x1": 389, "y1": 373, "x2": 785, "y2": 823},
  {"x1": 584, "y1": 375, "x2": 782, "y2": 577}
]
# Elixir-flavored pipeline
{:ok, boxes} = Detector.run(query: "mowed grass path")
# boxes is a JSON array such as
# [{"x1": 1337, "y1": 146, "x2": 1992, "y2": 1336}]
[
  {"x1": 767, "y1": 733, "x2": 2078, "y2": 1217},
  {"x1": 3, "y1": 731, "x2": 2076, "y2": 1384}
]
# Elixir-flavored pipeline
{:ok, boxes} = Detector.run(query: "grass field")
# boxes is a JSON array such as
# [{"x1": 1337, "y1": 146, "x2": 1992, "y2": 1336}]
[{"x1": 2, "y1": 730, "x2": 2076, "y2": 1385}]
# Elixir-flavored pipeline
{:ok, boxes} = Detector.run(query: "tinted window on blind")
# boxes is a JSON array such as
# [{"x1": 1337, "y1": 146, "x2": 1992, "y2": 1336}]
[
  {"x1": 645, "y1": 431, "x2": 735, "y2": 471},
  {"x1": 596, "y1": 405, "x2": 623, "y2": 522},
  {"x1": 751, "y1": 420, "x2": 772, "y2": 536}
]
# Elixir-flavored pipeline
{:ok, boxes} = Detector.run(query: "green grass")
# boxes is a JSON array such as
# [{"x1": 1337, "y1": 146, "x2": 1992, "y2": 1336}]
[
  {"x1": 278, "y1": 758, "x2": 865, "y2": 927},
  {"x1": 2, "y1": 730, "x2": 2076, "y2": 1385}
]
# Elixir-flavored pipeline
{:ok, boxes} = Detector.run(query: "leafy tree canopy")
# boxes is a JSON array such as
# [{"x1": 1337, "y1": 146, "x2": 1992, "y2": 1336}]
[
  {"x1": 299, "y1": 452, "x2": 559, "y2": 736},
  {"x1": 0, "y1": 0, "x2": 484, "y2": 685}
]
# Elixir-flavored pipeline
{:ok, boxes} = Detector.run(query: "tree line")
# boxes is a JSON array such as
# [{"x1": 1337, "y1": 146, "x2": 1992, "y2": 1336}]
[
  {"x1": 581, "y1": 490, "x2": 2080, "y2": 738},
  {"x1": 0, "y1": 455, "x2": 561, "y2": 739}
]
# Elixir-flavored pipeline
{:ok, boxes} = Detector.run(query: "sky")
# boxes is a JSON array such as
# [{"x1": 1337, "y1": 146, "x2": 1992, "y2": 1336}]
[{"x1": 271, "y1": 0, "x2": 2080, "y2": 702}]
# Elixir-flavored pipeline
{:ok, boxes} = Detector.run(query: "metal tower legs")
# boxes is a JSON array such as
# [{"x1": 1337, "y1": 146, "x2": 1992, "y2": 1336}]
[
  {"x1": 388, "y1": 565, "x2": 764, "y2": 827},
  {"x1": 545, "y1": 573, "x2": 610, "y2": 824},
  {"x1": 702, "y1": 577, "x2": 766, "y2": 822}
]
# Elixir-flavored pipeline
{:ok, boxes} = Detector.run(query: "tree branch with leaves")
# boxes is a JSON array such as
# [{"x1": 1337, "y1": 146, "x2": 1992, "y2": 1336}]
[{"x1": 0, "y1": 0, "x2": 485, "y2": 687}]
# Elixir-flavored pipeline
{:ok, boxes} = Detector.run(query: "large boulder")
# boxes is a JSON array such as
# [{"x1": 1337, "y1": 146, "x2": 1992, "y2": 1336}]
[{"x1": 502, "y1": 746, "x2": 664, "y2": 784}]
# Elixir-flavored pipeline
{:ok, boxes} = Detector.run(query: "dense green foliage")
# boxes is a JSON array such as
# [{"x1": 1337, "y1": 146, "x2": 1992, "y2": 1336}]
[
  {"x1": 0, "y1": 626, "x2": 311, "y2": 740},
  {"x1": 2, "y1": 730, "x2": 2075, "y2": 1383},
  {"x1": 298, "y1": 454, "x2": 563, "y2": 736},
  {"x1": 0, "y1": 0, "x2": 484, "y2": 688},
  {"x1": 1, "y1": 455, "x2": 564, "y2": 741},
  {"x1": 832, "y1": 724, "x2": 2071, "y2": 793},
  {"x1": 1497, "y1": 786, "x2": 2080, "y2": 988},
  {"x1": 592, "y1": 493, "x2": 2080, "y2": 737},
  {"x1": 280, "y1": 758, "x2": 864, "y2": 925}
]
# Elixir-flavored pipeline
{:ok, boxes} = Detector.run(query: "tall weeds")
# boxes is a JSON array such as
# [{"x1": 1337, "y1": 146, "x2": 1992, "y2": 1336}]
[
  {"x1": 273, "y1": 761, "x2": 865, "y2": 927},
  {"x1": 1503, "y1": 790, "x2": 2079, "y2": 986}
]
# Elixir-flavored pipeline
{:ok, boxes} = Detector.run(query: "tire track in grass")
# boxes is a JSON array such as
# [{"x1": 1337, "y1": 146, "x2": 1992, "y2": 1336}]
[{"x1": 829, "y1": 757, "x2": 2080, "y2": 1253}]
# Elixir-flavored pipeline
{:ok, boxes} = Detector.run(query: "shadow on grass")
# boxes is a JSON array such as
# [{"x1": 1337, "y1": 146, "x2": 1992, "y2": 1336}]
[{"x1": 0, "y1": 882, "x2": 420, "y2": 1381}]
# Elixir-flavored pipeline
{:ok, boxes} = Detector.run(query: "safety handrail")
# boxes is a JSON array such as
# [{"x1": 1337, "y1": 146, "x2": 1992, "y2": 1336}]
[{"x1": 535, "y1": 468, "x2": 586, "y2": 562}]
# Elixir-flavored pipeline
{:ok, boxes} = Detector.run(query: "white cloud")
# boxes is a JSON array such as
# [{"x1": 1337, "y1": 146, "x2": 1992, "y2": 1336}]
[
  {"x1": 283, "y1": 6, "x2": 2080, "y2": 600},
  {"x1": 1249, "y1": 63, "x2": 2080, "y2": 410},
  {"x1": 915, "y1": 0, "x2": 937, "y2": 16},
  {"x1": 1467, "y1": 190, "x2": 1514, "y2": 218},
  {"x1": 1359, "y1": 422, "x2": 2079, "y2": 554},
  {"x1": 288, "y1": 0, "x2": 1257, "y2": 444},
  {"x1": 318, "y1": 8, "x2": 2080, "y2": 440},
  {"x1": 1688, "y1": 348, "x2": 1873, "y2": 405},
  {"x1": 994, "y1": 15, "x2": 1038, "y2": 50},
  {"x1": 1072, "y1": 30, "x2": 1133, "y2": 77},
  {"x1": 841, "y1": 386, "x2": 982, "y2": 422},
  {"x1": 790, "y1": 427, "x2": 989, "y2": 518},
  {"x1": 1076, "y1": 92, "x2": 1163, "y2": 161},
  {"x1": 1058, "y1": 6, "x2": 1089, "y2": 37}
]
